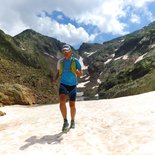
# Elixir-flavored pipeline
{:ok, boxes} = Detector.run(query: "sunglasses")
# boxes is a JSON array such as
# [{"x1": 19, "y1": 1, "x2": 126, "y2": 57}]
[{"x1": 63, "y1": 50, "x2": 71, "y2": 53}]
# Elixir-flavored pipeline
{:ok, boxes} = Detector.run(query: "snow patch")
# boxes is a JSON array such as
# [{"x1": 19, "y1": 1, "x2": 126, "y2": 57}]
[
  {"x1": 77, "y1": 81, "x2": 90, "y2": 88},
  {"x1": 111, "y1": 54, "x2": 115, "y2": 57},
  {"x1": 122, "y1": 54, "x2": 128, "y2": 60},
  {"x1": 77, "y1": 92, "x2": 84, "y2": 96},
  {"x1": 134, "y1": 53, "x2": 148, "y2": 63},
  {"x1": 85, "y1": 76, "x2": 90, "y2": 80},
  {"x1": 21, "y1": 47, "x2": 26, "y2": 51},
  {"x1": 104, "y1": 59, "x2": 112, "y2": 65},
  {"x1": 84, "y1": 50, "x2": 97, "y2": 57},
  {"x1": 79, "y1": 56, "x2": 88, "y2": 70},
  {"x1": 114, "y1": 56, "x2": 122, "y2": 61},
  {"x1": 121, "y1": 39, "x2": 124, "y2": 42},
  {"x1": 114, "y1": 54, "x2": 128, "y2": 61},
  {"x1": 150, "y1": 44, "x2": 155, "y2": 49},
  {"x1": 100, "y1": 72, "x2": 103, "y2": 75},
  {"x1": 43, "y1": 52, "x2": 54, "y2": 58},
  {"x1": 92, "y1": 86, "x2": 98, "y2": 89},
  {"x1": 97, "y1": 79, "x2": 101, "y2": 84},
  {"x1": 95, "y1": 94, "x2": 98, "y2": 97}
]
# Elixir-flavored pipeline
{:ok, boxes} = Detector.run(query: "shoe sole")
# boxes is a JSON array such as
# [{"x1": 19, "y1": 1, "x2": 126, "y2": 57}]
[{"x1": 62, "y1": 128, "x2": 69, "y2": 133}]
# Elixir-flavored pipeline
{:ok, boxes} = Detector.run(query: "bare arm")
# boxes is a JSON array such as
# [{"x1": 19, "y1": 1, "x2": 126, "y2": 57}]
[
  {"x1": 76, "y1": 69, "x2": 83, "y2": 77},
  {"x1": 53, "y1": 70, "x2": 59, "y2": 83}
]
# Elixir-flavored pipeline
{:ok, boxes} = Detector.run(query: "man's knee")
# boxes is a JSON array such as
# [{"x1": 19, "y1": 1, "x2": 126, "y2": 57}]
[
  {"x1": 69, "y1": 101, "x2": 75, "y2": 108},
  {"x1": 60, "y1": 94, "x2": 66, "y2": 101}
]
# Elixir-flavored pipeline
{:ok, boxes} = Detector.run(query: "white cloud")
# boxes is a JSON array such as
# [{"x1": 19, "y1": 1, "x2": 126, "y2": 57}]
[
  {"x1": 0, "y1": 0, "x2": 155, "y2": 47},
  {"x1": 124, "y1": 0, "x2": 155, "y2": 22},
  {"x1": 130, "y1": 14, "x2": 141, "y2": 23},
  {"x1": 67, "y1": 0, "x2": 127, "y2": 35},
  {"x1": 130, "y1": 0, "x2": 155, "y2": 8},
  {"x1": 35, "y1": 12, "x2": 96, "y2": 46}
]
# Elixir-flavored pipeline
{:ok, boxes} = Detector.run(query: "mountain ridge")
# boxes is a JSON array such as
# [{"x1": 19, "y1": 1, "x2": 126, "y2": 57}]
[{"x1": 78, "y1": 21, "x2": 155, "y2": 98}]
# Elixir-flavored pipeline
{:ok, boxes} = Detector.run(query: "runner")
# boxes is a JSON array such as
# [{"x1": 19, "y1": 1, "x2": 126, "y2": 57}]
[{"x1": 53, "y1": 44, "x2": 83, "y2": 132}]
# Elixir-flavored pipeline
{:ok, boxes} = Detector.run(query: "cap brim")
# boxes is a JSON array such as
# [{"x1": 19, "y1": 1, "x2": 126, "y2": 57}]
[{"x1": 62, "y1": 48, "x2": 71, "y2": 52}]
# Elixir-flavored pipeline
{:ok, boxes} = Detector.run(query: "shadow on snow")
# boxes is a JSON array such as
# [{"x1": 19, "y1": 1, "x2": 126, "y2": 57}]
[{"x1": 19, "y1": 132, "x2": 64, "y2": 150}]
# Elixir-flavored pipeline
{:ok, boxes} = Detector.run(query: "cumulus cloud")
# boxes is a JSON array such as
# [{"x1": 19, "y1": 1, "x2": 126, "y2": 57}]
[
  {"x1": 74, "y1": 0, "x2": 127, "y2": 35},
  {"x1": 0, "y1": 0, "x2": 155, "y2": 47},
  {"x1": 130, "y1": 14, "x2": 141, "y2": 23},
  {"x1": 129, "y1": 0, "x2": 155, "y2": 8},
  {"x1": 35, "y1": 12, "x2": 96, "y2": 46}
]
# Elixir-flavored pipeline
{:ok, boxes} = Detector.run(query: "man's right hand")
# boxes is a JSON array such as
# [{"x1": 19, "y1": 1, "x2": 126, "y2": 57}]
[
  {"x1": 52, "y1": 71, "x2": 59, "y2": 84},
  {"x1": 52, "y1": 79, "x2": 58, "y2": 84}
]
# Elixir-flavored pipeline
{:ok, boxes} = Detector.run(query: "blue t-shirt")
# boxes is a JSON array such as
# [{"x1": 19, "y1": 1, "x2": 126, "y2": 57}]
[{"x1": 58, "y1": 57, "x2": 81, "y2": 86}]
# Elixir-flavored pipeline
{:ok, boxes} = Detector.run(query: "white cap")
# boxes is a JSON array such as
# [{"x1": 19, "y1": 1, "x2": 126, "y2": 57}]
[{"x1": 62, "y1": 44, "x2": 71, "y2": 52}]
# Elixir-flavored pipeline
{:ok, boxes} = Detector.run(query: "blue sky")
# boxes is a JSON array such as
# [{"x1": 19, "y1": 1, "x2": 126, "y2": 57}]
[{"x1": 1, "y1": 0, "x2": 155, "y2": 49}]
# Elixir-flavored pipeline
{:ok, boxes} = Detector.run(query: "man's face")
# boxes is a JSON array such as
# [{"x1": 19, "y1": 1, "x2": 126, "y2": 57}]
[{"x1": 63, "y1": 50, "x2": 72, "y2": 59}]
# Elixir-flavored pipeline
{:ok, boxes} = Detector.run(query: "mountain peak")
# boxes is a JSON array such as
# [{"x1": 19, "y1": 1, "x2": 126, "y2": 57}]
[
  {"x1": 21, "y1": 29, "x2": 37, "y2": 34},
  {"x1": 15, "y1": 29, "x2": 41, "y2": 38}
]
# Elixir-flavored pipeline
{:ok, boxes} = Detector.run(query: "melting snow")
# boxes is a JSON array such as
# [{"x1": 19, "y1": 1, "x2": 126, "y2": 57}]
[
  {"x1": 135, "y1": 53, "x2": 148, "y2": 63},
  {"x1": 1, "y1": 91, "x2": 155, "y2": 155},
  {"x1": 79, "y1": 56, "x2": 88, "y2": 70},
  {"x1": 77, "y1": 81, "x2": 90, "y2": 88}
]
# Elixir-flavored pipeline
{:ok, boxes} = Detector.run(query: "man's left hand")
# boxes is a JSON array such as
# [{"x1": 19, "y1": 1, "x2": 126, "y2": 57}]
[{"x1": 75, "y1": 70, "x2": 83, "y2": 77}]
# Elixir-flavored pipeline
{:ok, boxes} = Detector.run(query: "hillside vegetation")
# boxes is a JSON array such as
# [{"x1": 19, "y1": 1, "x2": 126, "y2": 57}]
[
  {"x1": 0, "y1": 29, "x2": 64, "y2": 104},
  {"x1": 79, "y1": 21, "x2": 155, "y2": 99}
]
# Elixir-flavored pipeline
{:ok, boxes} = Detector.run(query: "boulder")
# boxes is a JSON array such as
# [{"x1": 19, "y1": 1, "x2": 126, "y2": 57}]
[
  {"x1": 0, "y1": 111, "x2": 6, "y2": 116},
  {"x1": 0, "y1": 83, "x2": 35, "y2": 105}
]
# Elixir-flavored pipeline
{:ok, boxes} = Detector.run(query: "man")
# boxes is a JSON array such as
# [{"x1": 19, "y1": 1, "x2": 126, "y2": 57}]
[{"x1": 54, "y1": 44, "x2": 83, "y2": 132}]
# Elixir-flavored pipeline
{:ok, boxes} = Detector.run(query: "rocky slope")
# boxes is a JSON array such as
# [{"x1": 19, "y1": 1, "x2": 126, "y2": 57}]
[
  {"x1": 78, "y1": 21, "x2": 155, "y2": 99},
  {"x1": 0, "y1": 29, "x2": 71, "y2": 104}
]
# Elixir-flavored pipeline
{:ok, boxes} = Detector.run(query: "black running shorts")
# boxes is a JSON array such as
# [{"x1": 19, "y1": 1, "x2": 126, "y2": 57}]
[{"x1": 59, "y1": 83, "x2": 77, "y2": 101}]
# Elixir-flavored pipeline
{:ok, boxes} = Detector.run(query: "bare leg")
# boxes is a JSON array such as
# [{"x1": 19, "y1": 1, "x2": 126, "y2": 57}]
[
  {"x1": 69, "y1": 101, "x2": 76, "y2": 120},
  {"x1": 59, "y1": 94, "x2": 67, "y2": 119}
]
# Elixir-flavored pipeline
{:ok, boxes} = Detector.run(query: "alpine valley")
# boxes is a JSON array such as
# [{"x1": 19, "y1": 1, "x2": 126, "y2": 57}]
[{"x1": 1, "y1": 21, "x2": 155, "y2": 105}]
